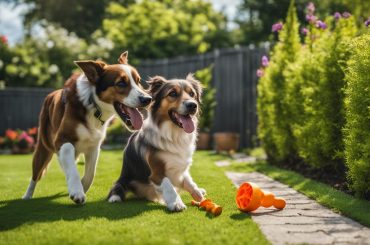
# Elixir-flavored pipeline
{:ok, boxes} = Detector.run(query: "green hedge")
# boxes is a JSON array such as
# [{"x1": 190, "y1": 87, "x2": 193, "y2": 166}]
[
  {"x1": 257, "y1": 0, "x2": 300, "y2": 163},
  {"x1": 343, "y1": 34, "x2": 370, "y2": 197},
  {"x1": 257, "y1": 1, "x2": 369, "y2": 197},
  {"x1": 286, "y1": 17, "x2": 357, "y2": 168}
]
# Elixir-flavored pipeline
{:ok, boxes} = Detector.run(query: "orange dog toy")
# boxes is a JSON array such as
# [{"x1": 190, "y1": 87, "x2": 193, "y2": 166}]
[
  {"x1": 191, "y1": 199, "x2": 222, "y2": 216},
  {"x1": 236, "y1": 182, "x2": 286, "y2": 212}
]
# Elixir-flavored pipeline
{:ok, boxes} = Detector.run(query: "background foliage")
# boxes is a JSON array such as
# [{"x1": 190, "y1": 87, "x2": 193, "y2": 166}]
[
  {"x1": 257, "y1": 0, "x2": 369, "y2": 197},
  {"x1": 343, "y1": 34, "x2": 370, "y2": 197}
]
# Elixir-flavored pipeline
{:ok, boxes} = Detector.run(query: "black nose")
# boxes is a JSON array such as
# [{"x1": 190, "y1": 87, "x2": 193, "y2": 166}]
[
  {"x1": 185, "y1": 101, "x2": 197, "y2": 113},
  {"x1": 139, "y1": 95, "x2": 152, "y2": 106}
]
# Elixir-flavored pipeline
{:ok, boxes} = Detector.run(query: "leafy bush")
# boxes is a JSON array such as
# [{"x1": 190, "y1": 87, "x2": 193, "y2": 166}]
[
  {"x1": 195, "y1": 65, "x2": 216, "y2": 132},
  {"x1": 286, "y1": 16, "x2": 358, "y2": 168},
  {"x1": 102, "y1": 0, "x2": 231, "y2": 61},
  {"x1": 2, "y1": 23, "x2": 113, "y2": 88},
  {"x1": 343, "y1": 33, "x2": 370, "y2": 197},
  {"x1": 257, "y1": 0, "x2": 301, "y2": 163}
]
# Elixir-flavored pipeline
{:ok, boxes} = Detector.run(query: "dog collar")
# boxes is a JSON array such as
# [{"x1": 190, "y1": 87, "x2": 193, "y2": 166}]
[{"x1": 88, "y1": 94, "x2": 105, "y2": 125}]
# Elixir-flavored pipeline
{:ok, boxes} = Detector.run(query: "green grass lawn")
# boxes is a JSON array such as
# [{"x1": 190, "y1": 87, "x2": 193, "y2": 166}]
[
  {"x1": 0, "y1": 151, "x2": 269, "y2": 245},
  {"x1": 226, "y1": 161, "x2": 370, "y2": 227}
]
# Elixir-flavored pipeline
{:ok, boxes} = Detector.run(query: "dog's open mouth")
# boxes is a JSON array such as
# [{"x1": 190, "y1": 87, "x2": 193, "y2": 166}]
[
  {"x1": 113, "y1": 102, "x2": 143, "y2": 130},
  {"x1": 169, "y1": 110, "x2": 195, "y2": 133}
]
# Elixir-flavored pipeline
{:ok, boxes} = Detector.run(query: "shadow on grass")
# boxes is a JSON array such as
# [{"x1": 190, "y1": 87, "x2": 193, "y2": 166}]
[
  {"x1": 0, "y1": 193, "x2": 163, "y2": 231},
  {"x1": 230, "y1": 213, "x2": 251, "y2": 220}
]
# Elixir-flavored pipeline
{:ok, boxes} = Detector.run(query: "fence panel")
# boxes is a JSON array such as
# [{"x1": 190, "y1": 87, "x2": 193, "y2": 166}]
[
  {"x1": 0, "y1": 47, "x2": 267, "y2": 148},
  {"x1": 0, "y1": 88, "x2": 53, "y2": 134}
]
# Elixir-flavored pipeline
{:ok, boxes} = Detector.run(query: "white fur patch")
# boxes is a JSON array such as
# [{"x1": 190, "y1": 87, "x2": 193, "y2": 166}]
[
  {"x1": 160, "y1": 177, "x2": 186, "y2": 211},
  {"x1": 108, "y1": 194, "x2": 122, "y2": 203},
  {"x1": 119, "y1": 64, "x2": 144, "y2": 108},
  {"x1": 58, "y1": 143, "x2": 85, "y2": 204},
  {"x1": 22, "y1": 179, "x2": 36, "y2": 200}
]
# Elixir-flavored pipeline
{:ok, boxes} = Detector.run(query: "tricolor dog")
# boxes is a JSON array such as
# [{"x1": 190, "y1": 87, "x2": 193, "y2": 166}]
[
  {"x1": 108, "y1": 75, "x2": 205, "y2": 211},
  {"x1": 23, "y1": 52, "x2": 151, "y2": 204}
]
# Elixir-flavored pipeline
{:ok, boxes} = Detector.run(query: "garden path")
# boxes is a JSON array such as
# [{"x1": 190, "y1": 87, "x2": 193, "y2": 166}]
[{"x1": 216, "y1": 157, "x2": 370, "y2": 245}]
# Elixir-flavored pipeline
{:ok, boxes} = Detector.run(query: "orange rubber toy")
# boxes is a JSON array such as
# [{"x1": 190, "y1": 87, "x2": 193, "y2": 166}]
[
  {"x1": 236, "y1": 182, "x2": 286, "y2": 212},
  {"x1": 191, "y1": 199, "x2": 222, "y2": 216}
]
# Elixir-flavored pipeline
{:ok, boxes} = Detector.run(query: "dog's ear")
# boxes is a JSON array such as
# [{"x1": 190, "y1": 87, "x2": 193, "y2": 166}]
[
  {"x1": 186, "y1": 73, "x2": 203, "y2": 103},
  {"x1": 118, "y1": 51, "x2": 129, "y2": 64},
  {"x1": 74, "y1": 60, "x2": 106, "y2": 84},
  {"x1": 147, "y1": 76, "x2": 167, "y2": 96}
]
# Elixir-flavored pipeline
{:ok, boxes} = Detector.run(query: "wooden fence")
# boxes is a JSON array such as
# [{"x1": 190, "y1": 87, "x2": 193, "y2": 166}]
[{"x1": 0, "y1": 46, "x2": 267, "y2": 148}]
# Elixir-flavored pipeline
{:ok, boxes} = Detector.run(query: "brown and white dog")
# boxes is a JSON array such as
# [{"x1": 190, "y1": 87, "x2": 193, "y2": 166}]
[
  {"x1": 107, "y1": 75, "x2": 205, "y2": 211},
  {"x1": 23, "y1": 52, "x2": 152, "y2": 204}
]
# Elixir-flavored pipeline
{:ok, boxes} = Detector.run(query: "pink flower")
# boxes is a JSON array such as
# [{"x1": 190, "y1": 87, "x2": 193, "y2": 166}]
[
  {"x1": 334, "y1": 12, "x2": 341, "y2": 20},
  {"x1": 18, "y1": 131, "x2": 34, "y2": 145},
  {"x1": 365, "y1": 17, "x2": 370, "y2": 27},
  {"x1": 261, "y1": 56, "x2": 269, "y2": 67},
  {"x1": 306, "y1": 14, "x2": 317, "y2": 24},
  {"x1": 256, "y1": 69, "x2": 264, "y2": 78},
  {"x1": 301, "y1": 27, "x2": 308, "y2": 36},
  {"x1": 342, "y1": 12, "x2": 351, "y2": 19},
  {"x1": 316, "y1": 20, "x2": 327, "y2": 30},
  {"x1": 272, "y1": 22, "x2": 283, "y2": 33},
  {"x1": 306, "y1": 2, "x2": 315, "y2": 15}
]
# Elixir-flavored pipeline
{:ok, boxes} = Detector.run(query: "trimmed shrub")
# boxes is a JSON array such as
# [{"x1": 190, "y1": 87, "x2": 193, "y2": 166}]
[
  {"x1": 257, "y1": 0, "x2": 301, "y2": 163},
  {"x1": 286, "y1": 16, "x2": 358, "y2": 168},
  {"x1": 343, "y1": 33, "x2": 370, "y2": 197}
]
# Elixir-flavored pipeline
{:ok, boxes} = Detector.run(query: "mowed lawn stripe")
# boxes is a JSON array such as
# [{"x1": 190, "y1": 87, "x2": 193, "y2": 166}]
[{"x1": 0, "y1": 150, "x2": 269, "y2": 245}]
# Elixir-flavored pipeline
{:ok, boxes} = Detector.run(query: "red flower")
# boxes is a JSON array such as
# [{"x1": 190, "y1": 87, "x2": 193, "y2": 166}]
[
  {"x1": 0, "y1": 35, "x2": 8, "y2": 45},
  {"x1": 5, "y1": 129, "x2": 18, "y2": 141},
  {"x1": 28, "y1": 127, "x2": 38, "y2": 136}
]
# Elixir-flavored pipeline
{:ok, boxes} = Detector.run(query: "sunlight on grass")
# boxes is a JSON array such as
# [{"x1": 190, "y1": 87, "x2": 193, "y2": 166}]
[{"x1": 0, "y1": 151, "x2": 270, "y2": 245}]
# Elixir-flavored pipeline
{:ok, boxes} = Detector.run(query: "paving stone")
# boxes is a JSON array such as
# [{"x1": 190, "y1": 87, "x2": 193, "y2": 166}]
[
  {"x1": 214, "y1": 160, "x2": 231, "y2": 167},
  {"x1": 225, "y1": 171, "x2": 370, "y2": 245}
]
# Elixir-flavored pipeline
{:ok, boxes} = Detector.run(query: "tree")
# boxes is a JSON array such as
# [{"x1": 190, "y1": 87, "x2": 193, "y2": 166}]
[
  {"x1": 16, "y1": 0, "x2": 135, "y2": 39},
  {"x1": 102, "y1": 0, "x2": 231, "y2": 61}
]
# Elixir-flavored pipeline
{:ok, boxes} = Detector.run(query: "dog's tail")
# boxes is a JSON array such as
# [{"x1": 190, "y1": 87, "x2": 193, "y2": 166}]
[{"x1": 107, "y1": 181, "x2": 127, "y2": 203}]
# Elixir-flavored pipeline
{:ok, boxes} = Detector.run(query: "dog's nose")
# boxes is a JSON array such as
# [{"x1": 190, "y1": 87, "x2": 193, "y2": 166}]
[
  {"x1": 139, "y1": 95, "x2": 152, "y2": 106},
  {"x1": 185, "y1": 101, "x2": 197, "y2": 113}
]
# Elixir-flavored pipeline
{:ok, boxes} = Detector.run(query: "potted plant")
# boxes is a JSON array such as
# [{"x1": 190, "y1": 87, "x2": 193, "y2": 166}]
[
  {"x1": 213, "y1": 132, "x2": 240, "y2": 153},
  {"x1": 12, "y1": 131, "x2": 35, "y2": 154},
  {"x1": 195, "y1": 65, "x2": 216, "y2": 150}
]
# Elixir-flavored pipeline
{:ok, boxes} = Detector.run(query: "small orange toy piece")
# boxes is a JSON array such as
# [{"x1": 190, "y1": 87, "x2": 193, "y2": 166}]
[
  {"x1": 191, "y1": 199, "x2": 222, "y2": 216},
  {"x1": 236, "y1": 182, "x2": 286, "y2": 212}
]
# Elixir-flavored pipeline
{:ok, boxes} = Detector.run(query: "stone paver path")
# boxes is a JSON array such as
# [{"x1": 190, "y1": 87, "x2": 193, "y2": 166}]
[{"x1": 226, "y1": 171, "x2": 370, "y2": 245}]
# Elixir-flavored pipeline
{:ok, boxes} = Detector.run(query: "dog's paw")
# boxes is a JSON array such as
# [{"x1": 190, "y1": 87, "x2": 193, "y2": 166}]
[
  {"x1": 108, "y1": 194, "x2": 122, "y2": 203},
  {"x1": 167, "y1": 196, "x2": 186, "y2": 212},
  {"x1": 68, "y1": 180, "x2": 86, "y2": 204},
  {"x1": 69, "y1": 190, "x2": 86, "y2": 204},
  {"x1": 191, "y1": 187, "x2": 206, "y2": 202}
]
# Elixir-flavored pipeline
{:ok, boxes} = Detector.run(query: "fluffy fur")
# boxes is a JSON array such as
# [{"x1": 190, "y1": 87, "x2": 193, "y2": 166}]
[
  {"x1": 23, "y1": 52, "x2": 152, "y2": 204},
  {"x1": 108, "y1": 75, "x2": 205, "y2": 212}
]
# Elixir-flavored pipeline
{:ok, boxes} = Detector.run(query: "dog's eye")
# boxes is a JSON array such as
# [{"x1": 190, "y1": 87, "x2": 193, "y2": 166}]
[
  {"x1": 189, "y1": 91, "x2": 195, "y2": 97},
  {"x1": 116, "y1": 81, "x2": 127, "y2": 88},
  {"x1": 169, "y1": 91, "x2": 178, "y2": 97}
]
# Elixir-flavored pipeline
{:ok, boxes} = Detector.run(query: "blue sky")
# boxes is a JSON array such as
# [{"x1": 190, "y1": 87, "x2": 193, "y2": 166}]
[{"x1": 0, "y1": 0, "x2": 242, "y2": 45}]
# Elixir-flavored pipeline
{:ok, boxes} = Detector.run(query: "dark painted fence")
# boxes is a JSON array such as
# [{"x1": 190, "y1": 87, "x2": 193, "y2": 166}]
[
  {"x1": 138, "y1": 47, "x2": 267, "y2": 148},
  {"x1": 0, "y1": 87, "x2": 53, "y2": 134},
  {"x1": 0, "y1": 46, "x2": 267, "y2": 148}
]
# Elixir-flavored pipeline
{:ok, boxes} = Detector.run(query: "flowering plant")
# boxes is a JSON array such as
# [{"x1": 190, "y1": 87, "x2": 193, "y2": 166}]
[{"x1": 0, "y1": 128, "x2": 37, "y2": 152}]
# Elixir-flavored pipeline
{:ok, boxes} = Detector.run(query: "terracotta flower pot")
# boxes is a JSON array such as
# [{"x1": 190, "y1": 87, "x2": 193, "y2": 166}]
[
  {"x1": 213, "y1": 132, "x2": 240, "y2": 153},
  {"x1": 197, "y1": 132, "x2": 211, "y2": 150}
]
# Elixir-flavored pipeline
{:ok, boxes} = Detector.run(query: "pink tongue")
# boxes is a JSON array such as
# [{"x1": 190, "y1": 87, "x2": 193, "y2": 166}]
[
  {"x1": 126, "y1": 107, "x2": 143, "y2": 130},
  {"x1": 178, "y1": 115, "x2": 195, "y2": 133}
]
